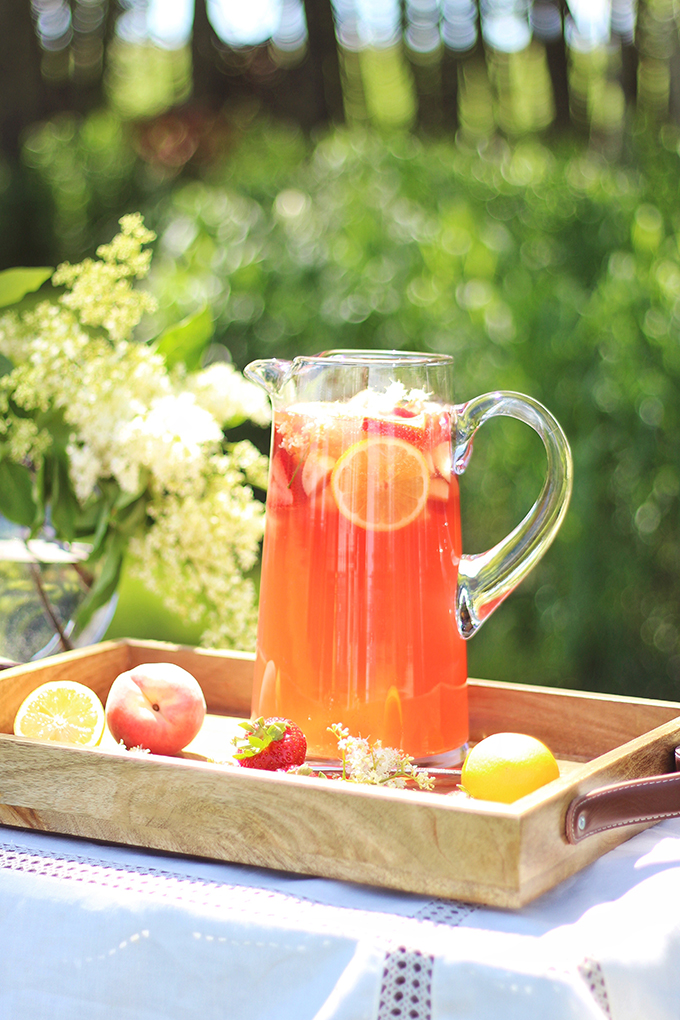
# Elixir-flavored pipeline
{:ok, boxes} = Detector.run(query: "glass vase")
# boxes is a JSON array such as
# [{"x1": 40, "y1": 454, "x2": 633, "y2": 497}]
[{"x1": 0, "y1": 516, "x2": 118, "y2": 667}]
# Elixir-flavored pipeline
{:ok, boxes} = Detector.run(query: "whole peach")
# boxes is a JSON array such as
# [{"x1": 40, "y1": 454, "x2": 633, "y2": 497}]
[{"x1": 105, "y1": 662, "x2": 206, "y2": 755}]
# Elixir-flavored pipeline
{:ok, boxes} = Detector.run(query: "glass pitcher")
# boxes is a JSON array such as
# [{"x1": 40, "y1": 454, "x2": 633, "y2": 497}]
[{"x1": 245, "y1": 350, "x2": 572, "y2": 765}]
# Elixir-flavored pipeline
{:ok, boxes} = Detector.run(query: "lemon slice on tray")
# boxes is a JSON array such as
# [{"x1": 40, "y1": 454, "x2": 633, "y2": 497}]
[
  {"x1": 14, "y1": 680, "x2": 106, "y2": 747},
  {"x1": 331, "y1": 436, "x2": 430, "y2": 531}
]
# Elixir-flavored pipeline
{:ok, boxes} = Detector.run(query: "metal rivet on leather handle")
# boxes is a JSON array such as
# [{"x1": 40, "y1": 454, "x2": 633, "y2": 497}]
[{"x1": 577, "y1": 812, "x2": 586, "y2": 832}]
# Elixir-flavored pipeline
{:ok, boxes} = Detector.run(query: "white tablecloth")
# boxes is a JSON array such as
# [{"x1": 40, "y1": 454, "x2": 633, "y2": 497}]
[{"x1": 1, "y1": 818, "x2": 679, "y2": 1020}]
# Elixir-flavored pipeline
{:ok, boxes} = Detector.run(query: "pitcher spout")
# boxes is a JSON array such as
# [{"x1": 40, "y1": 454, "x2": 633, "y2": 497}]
[{"x1": 244, "y1": 358, "x2": 293, "y2": 397}]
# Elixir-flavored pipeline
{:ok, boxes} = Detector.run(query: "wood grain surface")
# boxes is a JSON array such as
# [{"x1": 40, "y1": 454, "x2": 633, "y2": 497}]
[{"x1": 0, "y1": 639, "x2": 679, "y2": 908}]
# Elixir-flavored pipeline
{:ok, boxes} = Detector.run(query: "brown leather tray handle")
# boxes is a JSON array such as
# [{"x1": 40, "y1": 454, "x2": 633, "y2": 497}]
[{"x1": 565, "y1": 748, "x2": 680, "y2": 844}]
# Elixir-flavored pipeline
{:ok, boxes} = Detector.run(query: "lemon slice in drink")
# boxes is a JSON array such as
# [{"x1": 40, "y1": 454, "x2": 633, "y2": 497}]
[
  {"x1": 14, "y1": 680, "x2": 106, "y2": 747},
  {"x1": 331, "y1": 436, "x2": 430, "y2": 531}
]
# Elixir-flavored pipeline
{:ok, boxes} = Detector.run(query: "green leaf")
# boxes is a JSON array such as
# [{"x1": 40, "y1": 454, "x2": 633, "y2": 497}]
[
  {"x1": 33, "y1": 457, "x2": 50, "y2": 533},
  {"x1": 34, "y1": 406, "x2": 71, "y2": 454},
  {"x1": 113, "y1": 470, "x2": 149, "y2": 511},
  {"x1": 113, "y1": 494, "x2": 148, "y2": 536},
  {"x1": 49, "y1": 455, "x2": 80, "y2": 543},
  {"x1": 72, "y1": 498, "x2": 103, "y2": 538},
  {"x1": 74, "y1": 533, "x2": 126, "y2": 631},
  {"x1": 0, "y1": 267, "x2": 53, "y2": 308},
  {"x1": 0, "y1": 459, "x2": 36, "y2": 527},
  {"x1": 154, "y1": 305, "x2": 214, "y2": 372},
  {"x1": 87, "y1": 503, "x2": 112, "y2": 557}
]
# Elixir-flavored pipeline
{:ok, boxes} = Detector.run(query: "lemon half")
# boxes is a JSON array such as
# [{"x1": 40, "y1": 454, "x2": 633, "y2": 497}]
[{"x1": 14, "y1": 680, "x2": 106, "y2": 747}]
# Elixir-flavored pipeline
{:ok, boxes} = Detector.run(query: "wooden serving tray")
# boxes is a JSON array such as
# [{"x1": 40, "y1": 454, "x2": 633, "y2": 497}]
[{"x1": 0, "y1": 638, "x2": 679, "y2": 909}]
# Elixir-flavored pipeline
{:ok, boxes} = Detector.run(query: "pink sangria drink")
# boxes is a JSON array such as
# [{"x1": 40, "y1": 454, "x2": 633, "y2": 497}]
[{"x1": 251, "y1": 386, "x2": 468, "y2": 762}]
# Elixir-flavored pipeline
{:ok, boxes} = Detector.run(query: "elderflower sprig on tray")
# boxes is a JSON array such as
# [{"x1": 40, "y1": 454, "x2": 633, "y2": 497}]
[
  {"x1": 326, "y1": 723, "x2": 435, "y2": 790},
  {"x1": 0, "y1": 214, "x2": 269, "y2": 652}
]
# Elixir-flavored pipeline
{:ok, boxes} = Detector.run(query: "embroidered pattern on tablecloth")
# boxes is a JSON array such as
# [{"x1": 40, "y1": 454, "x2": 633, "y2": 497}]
[
  {"x1": 0, "y1": 841, "x2": 487, "y2": 1020},
  {"x1": 413, "y1": 899, "x2": 478, "y2": 926},
  {"x1": 377, "y1": 947, "x2": 434, "y2": 1020},
  {"x1": 0, "y1": 841, "x2": 621, "y2": 1020},
  {"x1": 578, "y1": 957, "x2": 613, "y2": 1018},
  {"x1": 375, "y1": 899, "x2": 477, "y2": 1020},
  {"x1": 0, "y1": 841, "x2": 472, "y2": 950},
  {"x1": 0, "y1": 842, "x2": 336, "y2": 921}
]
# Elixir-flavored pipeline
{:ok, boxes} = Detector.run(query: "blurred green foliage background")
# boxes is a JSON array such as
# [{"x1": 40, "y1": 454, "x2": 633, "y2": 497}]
[
  {"x1": 14, "y1": 109, "x2": 680, "y2": 701},
  {"x1": 2, "y1": 1, "x2": 680, "y2": 700}
]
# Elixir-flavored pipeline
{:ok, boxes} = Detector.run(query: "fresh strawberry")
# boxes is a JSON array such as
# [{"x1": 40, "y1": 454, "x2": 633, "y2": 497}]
[{"x1": 233, "y1": 716, "x2": 307, "y2": 771}]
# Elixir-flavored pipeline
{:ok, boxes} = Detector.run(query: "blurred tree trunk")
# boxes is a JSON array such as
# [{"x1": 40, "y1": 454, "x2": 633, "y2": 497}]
[
  {"x1": 544, "y1": 33, "x2": 571, "y2": 127},
  {"x1": 190, "y1": 0, "x2": 343, "y2": 128},
  {"x1": 301, "y1": 0, "x2": 345, "y2": 124},
  {"x1": 0, "y1": 0, "x2": 54, "y2": 269},
  {"x1": 0, "y1": 0, "x2": 122, "y2": 160},
  {"x1": 66, "y1": 0, "x2": 121, "y2": 113},
  {"x1": 401, "y1": 0, "x2": 444, "y2": 133},
  {"x1": 192, "y1": 0, "x2": 225, "y2": 104},
  {"x1": 440, "y1": 48, "x2": 460, "y2": 130},
  {"x1": 529, "y1": 0, "x2": 570, "y2": 129},
  {"x1": 0, "y1": 0, "x2": 45, "y2": 158}
]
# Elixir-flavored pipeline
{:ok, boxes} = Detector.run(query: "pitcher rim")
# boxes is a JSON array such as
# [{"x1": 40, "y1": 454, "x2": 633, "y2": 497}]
[{"x1": 298, "y1": 349, "x2": 455, "y2": 367}]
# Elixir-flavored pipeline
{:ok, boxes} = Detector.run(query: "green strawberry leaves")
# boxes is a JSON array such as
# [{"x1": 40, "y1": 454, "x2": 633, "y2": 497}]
[{"x1": 232, "y1": 716, "x2": 288, "y2": 759}]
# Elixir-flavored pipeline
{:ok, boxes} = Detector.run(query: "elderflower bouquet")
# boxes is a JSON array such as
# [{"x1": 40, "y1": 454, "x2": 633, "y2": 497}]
[{"x1": 0, "y1": 214, "x2": 269, "y2": 655}]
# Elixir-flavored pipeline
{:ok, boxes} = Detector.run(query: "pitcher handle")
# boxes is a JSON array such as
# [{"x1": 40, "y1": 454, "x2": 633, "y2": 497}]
[{"x1": 454, "y1": 391, "x2": 573, "y2": 638}]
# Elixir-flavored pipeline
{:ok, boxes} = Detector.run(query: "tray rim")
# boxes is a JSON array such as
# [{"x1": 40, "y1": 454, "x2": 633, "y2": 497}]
[
  {"x1": 3, "y1": 635, "x2": 680, "y2": 820},
  {"x1": 1, "y1": 637, "x2": 679, "y2": 908}
]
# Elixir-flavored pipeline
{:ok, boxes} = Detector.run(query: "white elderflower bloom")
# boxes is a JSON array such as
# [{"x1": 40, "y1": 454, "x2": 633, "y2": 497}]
[
  {"x1": 185, "y1": 361, "x2": 270, "y2": 428},
  {"x1": 54, "y1": 340, "x2": 172, "y2": 497},
  {"x1": 0, "y1": 311, "x2": 25, "y2": 362},
  {"x1": 228, "y1": 440, "x2": 269, "y2": 491},
  {"x1": 128, "y1": 454, "x2": 266, "y2": 649},
  {"x1": 8, "y1": 418, "x2": 48, "y2": 463},
  {"x1": 67, "y1": 442, "x2": 104, "y2": 505},
  {"x1": 56, "y1": 266, "x2": 157, "y2": 342},
  {"x1": 328, "y1": 722, "x2": 434, "y2": 790},
  {"x1": 54, "y1": 213, "x2": 157, "y2": 342},
  {"x1": 96, "y1": 213, "x2": 156, "y2": 276},
  {"x1": 118, "y1": 392, "x2": 222, "y2": 495}
]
